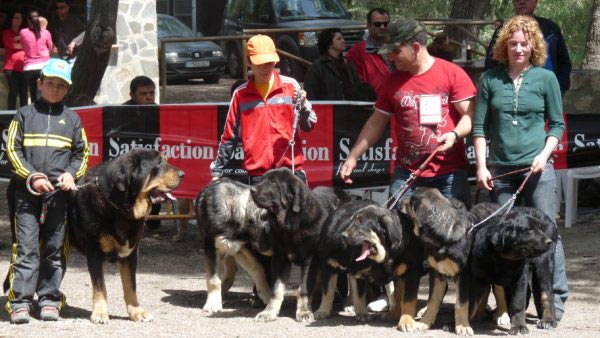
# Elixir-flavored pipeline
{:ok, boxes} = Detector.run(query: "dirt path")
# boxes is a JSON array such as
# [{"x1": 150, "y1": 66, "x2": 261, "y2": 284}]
[
  {"x1": 2, "y1": 81, "x2": 600, "y2": 336},
  {"x1": 0, "y1": 179, "x2": 599, "y2": 337}
]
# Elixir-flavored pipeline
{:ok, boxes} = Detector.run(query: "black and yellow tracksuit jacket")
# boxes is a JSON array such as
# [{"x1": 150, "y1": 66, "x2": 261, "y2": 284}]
[{"x1": 7, "y1": 99, "x2": 88, "y2": 182}]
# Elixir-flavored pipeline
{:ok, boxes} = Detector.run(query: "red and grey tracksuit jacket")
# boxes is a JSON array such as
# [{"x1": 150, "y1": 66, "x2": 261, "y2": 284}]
[{"x1": 211, "y1": 72, "x2": 317, "y2": 178}]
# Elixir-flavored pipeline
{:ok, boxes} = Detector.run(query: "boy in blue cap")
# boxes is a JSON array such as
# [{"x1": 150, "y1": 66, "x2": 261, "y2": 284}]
[{"x1": 4, "y1": 58, "x2": 89, "y2": 324}]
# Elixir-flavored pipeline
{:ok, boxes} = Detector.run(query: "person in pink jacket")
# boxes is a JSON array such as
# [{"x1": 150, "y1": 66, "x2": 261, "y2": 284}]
[
  {"x1": 2, "y1": 10, "x2": 28, "y2": 109},
  {"x1": 19, "y1": 9, "x2": 53, "y2": 101}
]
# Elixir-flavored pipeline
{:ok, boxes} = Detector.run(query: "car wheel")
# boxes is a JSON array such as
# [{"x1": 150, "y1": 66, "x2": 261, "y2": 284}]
[
  {"x1": 203, "y1": 75, "x2": 221, "y2": 84},
  {"x1": 227, "y1": 46, "x2": 243, "y2": 79},
  {"x1": 278, "y1": 42, "x2": 305, "y2": 81}
]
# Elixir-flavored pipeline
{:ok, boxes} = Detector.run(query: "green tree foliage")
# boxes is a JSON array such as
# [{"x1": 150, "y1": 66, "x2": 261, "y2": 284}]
[{"x1": 344, "y1": 0, "x2": 593, "y2": 67}]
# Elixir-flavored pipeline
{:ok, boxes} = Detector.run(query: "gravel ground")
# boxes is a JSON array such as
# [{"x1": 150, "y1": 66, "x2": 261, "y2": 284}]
[
  {"x1": 1, "y1": 179, "x2": 600, "y2": 338},
  {"x1": 1, "y1": 79, "x2": 600, "y2": 337}
]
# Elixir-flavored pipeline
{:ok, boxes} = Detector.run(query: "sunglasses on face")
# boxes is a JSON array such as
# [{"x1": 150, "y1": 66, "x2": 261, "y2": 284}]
[
  {"x1": 371, "y1": 21, "x2": 389, "y2": 28},
  {"x1": 56, "y1": 6, "x2": 67, "y2": 10}
]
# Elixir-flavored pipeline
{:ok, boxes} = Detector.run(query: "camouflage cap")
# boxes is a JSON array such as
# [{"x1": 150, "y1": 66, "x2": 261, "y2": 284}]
[{"x1": 378, "y1": 18, "x2": 426, "y2": 55}]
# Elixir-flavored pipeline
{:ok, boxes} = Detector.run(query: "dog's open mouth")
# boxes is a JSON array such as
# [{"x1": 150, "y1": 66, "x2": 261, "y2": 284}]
[
  {"x1": 355, "y1": 241, "x2": 376, "y2": 261},
  {"x1": 149, "y1": 189, "x2": 176, "y2": 204}
]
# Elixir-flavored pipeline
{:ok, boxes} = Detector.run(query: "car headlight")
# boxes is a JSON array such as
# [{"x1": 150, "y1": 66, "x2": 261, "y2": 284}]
[
  {"x1": 165, "y1": 51, "x2": 179, "y2": 59},
  {"x1": 212, "y1": 50, "x2": 223, "y2": 57},
  {"x1": 299, "y1": 32, "x2": 317, "y2": 46}
]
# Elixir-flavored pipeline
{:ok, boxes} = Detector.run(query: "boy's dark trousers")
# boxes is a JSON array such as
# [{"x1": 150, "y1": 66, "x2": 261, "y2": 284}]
[{"x1": 6, "y1": 183, "x2": 68, "y2": 312}]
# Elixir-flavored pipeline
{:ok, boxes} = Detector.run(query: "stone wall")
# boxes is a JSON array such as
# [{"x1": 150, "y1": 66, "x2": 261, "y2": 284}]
[
  {"x1": 563, "y1": 69, "x2": 600, "y2": 114},
  {"x1": 0, "y1": 1, "x2": 159, "y2": 109},
  {"x1": 94, "y1": 0, "x2": 159, "y2": 104}
]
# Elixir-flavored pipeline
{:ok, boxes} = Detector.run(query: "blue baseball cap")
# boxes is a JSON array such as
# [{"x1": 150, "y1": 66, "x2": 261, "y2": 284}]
[{"x1": 41, "y1": 58, "x2": 72, "y2": 85}]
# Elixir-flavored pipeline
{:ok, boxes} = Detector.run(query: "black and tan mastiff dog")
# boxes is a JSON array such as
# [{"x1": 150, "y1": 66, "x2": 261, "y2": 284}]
[
  {"x1": 67, "y1": 149, "x2": 184, "y2": 323},
  {"x1": 195, "y1": 177, "x2": 273, "y2": 313},
  {"x1": 250, "y1": 168, "x2": 349, "y2": 322},
  {"x1": 308, "y1": 199, "x2": 403, "y2": 321},
  {"x1": 401, "y1": 187, "x2": 475, "y2": 335}
]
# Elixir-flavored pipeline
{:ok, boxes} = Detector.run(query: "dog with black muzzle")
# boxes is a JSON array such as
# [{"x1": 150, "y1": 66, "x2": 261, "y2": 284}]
[
  {"x1": 400, "y1": 187, "x2": 475, "y2": 335},
  {"x1": 307, "y1": 200, "x2": 403, "y2": 321},
  {"x1": 468, "y1": 203, "x2": 557, "y2": 335},
  {"x1": 250, "y1": 167, "x2": 349, "y2": 323}
]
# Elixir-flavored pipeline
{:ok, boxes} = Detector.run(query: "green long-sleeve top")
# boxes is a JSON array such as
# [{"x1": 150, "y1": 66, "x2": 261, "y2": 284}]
[{"x1": 473, "y1": 65, "x2": 565, "y2": 166}]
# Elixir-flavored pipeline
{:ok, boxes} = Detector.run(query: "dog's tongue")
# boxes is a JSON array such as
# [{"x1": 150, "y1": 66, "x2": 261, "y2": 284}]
[
  {"x1": 356, "y1": 242, "x2": 373, "y2": 262},
  {"x1": 150, "y1": 191, "x2": 177, "y2": 204}
]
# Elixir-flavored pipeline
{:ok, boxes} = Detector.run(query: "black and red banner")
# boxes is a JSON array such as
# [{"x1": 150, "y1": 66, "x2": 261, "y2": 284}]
[{"x1": 0, "y1": 103, "x2": 598, "y2": 199}]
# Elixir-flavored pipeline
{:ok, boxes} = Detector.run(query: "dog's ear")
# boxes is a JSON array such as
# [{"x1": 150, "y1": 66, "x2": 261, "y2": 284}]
[
  {"x1": 489, "y1": 229, "x2": 503, "y2": 250},
  {"x1": 379, "y1": 209, "x2": 402, "y2": 250},
  {"x1": 490, "y1": 225, "x2": 512, "y2": 251},
  {"x1": 291, "y1": 178, "x2": 306, "y2": 213},
  {"x1": 398, "y1": 198, "x2": 420, "y2": 236}
]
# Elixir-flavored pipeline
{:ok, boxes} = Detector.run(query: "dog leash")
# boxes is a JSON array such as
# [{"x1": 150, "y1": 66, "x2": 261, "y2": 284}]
[
  {"x1": 385, "y1": 146, "x2": 442, "y2": 210},
  {"x1": 26, "y1": 174, "x2": 98, "y2": 224},
  {"x1": 473, "y1": 167, "x2": 531, "y2": 204},
  {"x1": 275, "y1": 90, "x2": 303, "y2": 171},
  {"x1": 468, "y1": 168, "x2": 534, "y2": 233}
]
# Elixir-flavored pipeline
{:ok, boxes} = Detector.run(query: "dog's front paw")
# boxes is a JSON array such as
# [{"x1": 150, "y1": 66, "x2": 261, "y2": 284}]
[
  {"x1": 355, "y1": 312, "x2": 371, "y2": 322},
  {"x1": 508, "y1": 325, "x2": 529, "y2": 335},
  {"x1": 455, "y1": 324, "x2": 474, "y2": 336},
  {"x1": 537, "y1": 319, "x2": 557, "y2": 329},
  {"x1": 397, "y1": 315, "x2": 417, "y2": 332},
  {"x1": 90, "y1": 311, "x2": 109, "y2": 324},
  {"x1": 202, "y1": 299, "x2": 223, "y2": 313},
  {"x1": 314, "y1": 310, "x2": 331, "y2": 320},
  {"x1": 129, "y1": 308, "x2": 154, "y2": 322},
  {"x1": 494, "y1": 311, "x2": 510, "y2": 326},
  {"x1": 254, "y1": 310, "x2": 278, "y2": 322},
  {"x1": 414, "y1": 321, "x2": 431, "y2": 331},
  {"x1": 296, "y1": 310, "x2": 314, "y2": 323}
]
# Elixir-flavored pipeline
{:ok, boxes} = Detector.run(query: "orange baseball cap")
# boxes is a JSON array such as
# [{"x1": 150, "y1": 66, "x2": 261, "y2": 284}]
[{"x1": 246, "y1": 35, "x2": 280, "y2": 65}]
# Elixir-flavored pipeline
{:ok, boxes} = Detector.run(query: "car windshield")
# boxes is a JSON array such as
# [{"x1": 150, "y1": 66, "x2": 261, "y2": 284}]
[
  {"x1": 274, "y1": 0, "x2": 347, "y2": 20},
  {"x1": 157, "y1": 16, "x2": 195, "y2": 39}
]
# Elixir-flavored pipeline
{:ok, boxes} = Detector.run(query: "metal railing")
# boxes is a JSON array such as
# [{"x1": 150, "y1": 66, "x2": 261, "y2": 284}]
[{"x1": 159, "y1": 18, "x2": 495, "y2": 98}]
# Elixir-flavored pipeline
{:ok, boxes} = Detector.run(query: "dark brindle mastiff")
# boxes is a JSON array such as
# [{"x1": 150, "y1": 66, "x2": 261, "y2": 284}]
[
  {"x1": 250, "y1": 168, "x2": 349, "y2": 322},
  {"x1": 67, "y1": 149, "x2": 184, "y2": 323},
  {"x1": 195, "y1": 178, "x2": 272, "y2": 313},
  {"x1": 468, "y1": 203, "x2": 557, "y2": 334}
]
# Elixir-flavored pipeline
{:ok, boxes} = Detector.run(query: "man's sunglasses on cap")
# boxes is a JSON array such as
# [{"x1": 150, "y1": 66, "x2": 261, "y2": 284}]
[{"x1": 371, "y1": 21, "x2": 389, "y2": 28}]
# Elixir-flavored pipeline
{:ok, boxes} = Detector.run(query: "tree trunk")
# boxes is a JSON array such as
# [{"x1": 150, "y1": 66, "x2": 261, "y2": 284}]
[
  {"x1": 446, "y1": 0, "x2": 493, "y2": 47},
  {"x1": 582, "y1": 0, "x2": 600, "y2": 70},
  {"x1": 64, "y1": 0, "x2": 119, "y2": 107}
]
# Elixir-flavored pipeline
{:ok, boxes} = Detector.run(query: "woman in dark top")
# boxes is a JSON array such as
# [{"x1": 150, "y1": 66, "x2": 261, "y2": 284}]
[{"x1": 304, "y1": 28, "x2": 374, "y2": 101}]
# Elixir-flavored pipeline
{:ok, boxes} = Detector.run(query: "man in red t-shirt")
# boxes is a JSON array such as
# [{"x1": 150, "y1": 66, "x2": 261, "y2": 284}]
[{"x1": 341, "y1": 18, "x2": 476, "y2": 207}]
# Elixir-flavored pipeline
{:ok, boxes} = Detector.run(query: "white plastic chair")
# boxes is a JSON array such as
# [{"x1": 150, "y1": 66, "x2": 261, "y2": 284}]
[{"x1": 564, "y1": 166, "x2": 600, "y2": 228}]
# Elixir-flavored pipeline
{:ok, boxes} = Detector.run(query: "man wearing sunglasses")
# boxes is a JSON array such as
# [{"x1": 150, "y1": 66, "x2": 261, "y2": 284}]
[{"x1": 346, "y1": 8, "x2": 393, "y2": 96}]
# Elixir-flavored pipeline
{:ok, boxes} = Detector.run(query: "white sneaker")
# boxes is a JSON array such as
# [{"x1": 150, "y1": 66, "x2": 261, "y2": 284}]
[{"x1": 367, "y1": 294, "x2": 389, "y2": 312}]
